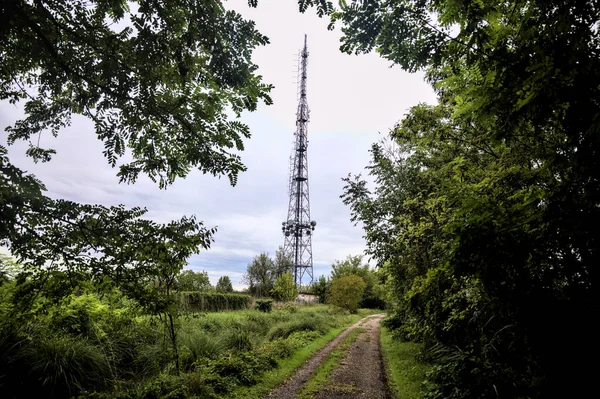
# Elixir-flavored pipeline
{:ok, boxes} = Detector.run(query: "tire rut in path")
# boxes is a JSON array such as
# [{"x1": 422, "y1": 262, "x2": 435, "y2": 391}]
[{"x1": 266, "y1": 314, "x2": 390, "y2": 399}]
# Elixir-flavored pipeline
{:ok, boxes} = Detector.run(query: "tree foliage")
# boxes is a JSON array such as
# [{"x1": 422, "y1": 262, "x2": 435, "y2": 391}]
[
  {"x1": 311, "y1": 275, "x2": 330, "y2": 304},
  {"x1": 329, "y1": 274, "x2": 365, "y2": 313},
  {"x1": 1, "y1": 0, "x2": 272, "y2": 315},
  {"x1": 331, "y1": 255, "x2": 385, "y2": 309},
  {"x1": 2, "y1": 0, "x2": 272, "y2": 186},
  {"x1": 1, "y1": 0, "x2": 274, "y2": 378},
  {"x1": 242, "y1": 252, "x2": 275, "y2": 297},
  {"x1": 176, "y1": 270, "x2": 212, "y2": 292},
  {"x1": 335, "y1": 0, "x2": 600, "y2": 397},
  {"x1": 215, "y1": 275, "x2": 233, "y2": 293},
  {"x1": 271, "y1": 272, "x2": 297, "y2": 302},
  {"x1": 273, "y1": 246, "x2": 293, "y2": 278}
]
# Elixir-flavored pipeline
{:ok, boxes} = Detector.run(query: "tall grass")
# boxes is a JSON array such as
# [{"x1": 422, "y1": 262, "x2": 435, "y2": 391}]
[
  {"x1": 21, "y1": 335, "x2": 111, "y2": 398},
  {"x1": 1, "y1": 295, "x2": 373, "y2": 399}
]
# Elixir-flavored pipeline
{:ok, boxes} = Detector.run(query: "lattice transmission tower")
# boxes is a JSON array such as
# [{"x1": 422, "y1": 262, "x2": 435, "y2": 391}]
[{"x1": 281, "y1": 35, "x2": 316, "y2": 289}]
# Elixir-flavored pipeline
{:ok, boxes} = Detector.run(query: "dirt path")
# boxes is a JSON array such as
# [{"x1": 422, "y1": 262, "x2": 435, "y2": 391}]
[{"x1": 266, "y1": 313, "x2": 391, "y2": 399}]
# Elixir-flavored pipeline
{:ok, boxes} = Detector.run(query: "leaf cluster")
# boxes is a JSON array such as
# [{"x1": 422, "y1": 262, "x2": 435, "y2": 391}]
[
  {"x1": 2, "y1": 0, "x2": 273, "y2": 187},
  {"x1": 336, "y1": 1, "x2": 600, "y2": 397}
]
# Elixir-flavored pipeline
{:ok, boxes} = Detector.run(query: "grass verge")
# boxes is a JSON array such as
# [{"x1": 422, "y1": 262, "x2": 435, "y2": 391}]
[
  {"x1": 230, "y1": 311, "x2": 377, "y2": 399},
  {"x1": 230, "y1": 326, "x2": 345, "y2": 399},
  {"x1": 297, "y1": 327, "x2": 366, "y2": 399},
  {"x1": 380, "y1": 326, "x2": 432, "y2": 399}
]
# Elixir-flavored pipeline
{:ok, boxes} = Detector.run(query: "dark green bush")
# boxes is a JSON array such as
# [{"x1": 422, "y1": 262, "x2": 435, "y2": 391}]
[{"x1": 255, "y1": 299, "x2": 272, "y2": 313}]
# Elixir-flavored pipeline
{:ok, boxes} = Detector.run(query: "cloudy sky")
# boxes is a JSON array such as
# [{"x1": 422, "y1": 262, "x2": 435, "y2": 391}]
[{"x1": 0, "y1": 1, "x2": 436, "y2": 289}]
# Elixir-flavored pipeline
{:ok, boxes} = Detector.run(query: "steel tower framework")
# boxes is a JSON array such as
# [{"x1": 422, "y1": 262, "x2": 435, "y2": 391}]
[{"x1": 282, "y1": 35, "x2": 316, "y2": 288}]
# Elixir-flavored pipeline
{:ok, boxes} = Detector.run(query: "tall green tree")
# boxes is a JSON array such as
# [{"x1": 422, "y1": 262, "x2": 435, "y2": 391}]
[
  {"x1": 311, "y1": 275, "x2": 330, "y2": 304},
  {"x1": 215, "y1": 275, "x2": 233, "y2": 293},
  {"x1": 273, "y1": 246, "x2": 293, "y2": 277},
  {"x1": 271, "y1": 272, "x2": 297, "y2": 302},
  {"x1": 242, "y1": 252, "x2": 275, "y2": 297},
  {"x1": 333, "y1": 0, "x2": 599, "y2": 397},
  {"x1": 1, "y1": 0, "x2": 272, "y2": 310},
  {"x1": 2, "y1": 0, "x2": 273, "y2": 376},
  {"x1": 176, "y1": 270, "x2": 212, "y2": 292}
]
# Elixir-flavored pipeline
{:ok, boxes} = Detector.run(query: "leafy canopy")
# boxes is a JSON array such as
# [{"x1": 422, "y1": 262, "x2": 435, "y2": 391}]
[
  {"x1": 242, "y1": 252, "x2": 275, "y2": 297},
  {"x1": 2, "y1": 0, "x2": 273, "y2": 187},
  {"x1": 1, "y1": 0, "x2": 272, "y2": 315},
  {"x1": 329, "y1": 274, "x2": 365, "y2": 313},
  {"x1": 176, "y1": 270, "x2": 212, "y2": 292},
  {"x1": 334, "y1": 0, "x2": 600, "y2": 397}
]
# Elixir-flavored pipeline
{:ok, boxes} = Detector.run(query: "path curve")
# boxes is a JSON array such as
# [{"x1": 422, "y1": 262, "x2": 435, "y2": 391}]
[{"x1": 266, "y1": 313, "x2": 388, "y2": 399}]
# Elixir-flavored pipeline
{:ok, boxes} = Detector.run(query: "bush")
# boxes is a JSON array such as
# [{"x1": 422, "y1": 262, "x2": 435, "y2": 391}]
[
  {"x1": 179, "y1": 329, "x2": 224, "y2": 371},
  {"x1": 221, "y1": 325, "x2": 257, "y2": 352},
  {"x1": 281, "y1": 303, "x2": 298, "y2": 313},
  {"x1": 271, "y1": 273, "x2": 297, "y2": 302},
  {"x1": 255, "y1": 299, "x2": 272, "y2": 313},
  {"x1": 329, "y1": 275, "x2": 366, "y2": 313}
]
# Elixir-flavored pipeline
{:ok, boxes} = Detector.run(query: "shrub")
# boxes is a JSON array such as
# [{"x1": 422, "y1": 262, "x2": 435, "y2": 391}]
[
  {"x1": 330, "y1": 274, "x2": 366, "y2": 313},
  {"x1": 281, "y1": 303, "x2": 298, "y2": 313},
  {"x1": 255, "y1": 299, "x2": 272, "y2": 313},
  {"x1": 221, "y1": 325, "x2": 257, "y2": 352},
  {"x1": 271, "y1": 272, "x2": 297, "y2": 302},
  {"x1": 179, "y1": 329, "x2": 223, "y2": 371}
]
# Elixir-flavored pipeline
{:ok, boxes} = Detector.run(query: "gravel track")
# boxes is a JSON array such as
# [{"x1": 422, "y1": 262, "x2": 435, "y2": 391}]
[{"x1": 265, "y1": 313, "x2": 389, "y2": 399}]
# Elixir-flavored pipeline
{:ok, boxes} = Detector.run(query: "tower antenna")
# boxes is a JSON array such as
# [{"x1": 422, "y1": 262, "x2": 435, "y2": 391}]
[{"x1": 281, "y1": 35, "x2": 316, "y2": 290}]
